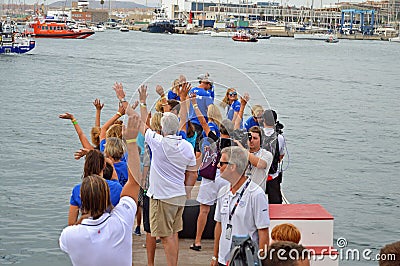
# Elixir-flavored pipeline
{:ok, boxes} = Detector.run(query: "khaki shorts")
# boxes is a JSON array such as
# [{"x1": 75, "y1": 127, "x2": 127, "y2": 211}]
[{"x1": 150, "y1": 196, "x2": 186, "y2": 237}]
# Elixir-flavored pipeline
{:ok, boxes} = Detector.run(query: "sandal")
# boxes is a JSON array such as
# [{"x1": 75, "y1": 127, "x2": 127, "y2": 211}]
[{"x1": 190, "y1": 243, "x2": 202, "y2": 251}]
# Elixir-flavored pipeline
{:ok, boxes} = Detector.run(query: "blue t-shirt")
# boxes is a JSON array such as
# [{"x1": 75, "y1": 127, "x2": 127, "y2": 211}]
[
  {"x1": 202, "y1": 121, "x2": 220, "y2": 138},
  {"x1": 226, "y1": 100, "x2": 241, "y2": 121},
  {"x1": 70, "y1": 179, "x2": 122, "y2": 207},
  {"x1": 137, "y1": 132, "x2": 145, "y2": 155},
  {"x1": 244, "y1": 116, "x2": 259, "y2": 131},
  {"x1": 188, "y1": 87, "x2": 214, "y2": 125},
  {"x1": 167, "y1": 90, "x2": 180, "y2": 101},
  {"x1": 114, "y1": 161, "x2": 128, "y2": 187},
  {"x1": 186, "y1": 131, "x2": 197, "y2": 149}
]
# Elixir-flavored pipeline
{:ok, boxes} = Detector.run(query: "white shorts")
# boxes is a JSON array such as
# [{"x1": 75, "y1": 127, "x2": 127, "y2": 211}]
[{"x1": 197, "y1": 170, "x2": 229, "y2": 206}]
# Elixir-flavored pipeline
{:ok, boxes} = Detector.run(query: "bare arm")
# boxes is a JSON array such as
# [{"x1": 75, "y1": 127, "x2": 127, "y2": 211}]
[
  {"x1": 99, "y1": 104, "x2": 125, "y2": 141},
  {"x1": 178, "y1": 82, "x2": 191, "y2": 133},
  {"x1": 211, "y1": 222, "x2": 221, "y2": 266},
  {"x1": 184, "y1": 170, "x2": 197, "y2": 199},
  {"x1": 93, "y1": 98, "x2": 104, "y2": 127},
  {"x1": 258, "y1": 227, "x2": 269, "y2": 258},
  {"x1": 248, "y1": 152, "x2": 268, "y2": 169},
  {"x1": 234, "y1": 93, "x2": 249, "y2": 130},
  {"x1": 68, "y1": 205, "x2": 79, "y2": 226},
  {"x1": 120, "y1": 107, "x2": 141, "y2": 203},
  {"x1": 59, "y1": 113, "x2": 93, "y2": 149},
  {"x1": 138, "y1": 85, "x2": 150, "y2": 135},
  {"x1": 156, "y1": 85, "x2": 168, "y2": 109}
]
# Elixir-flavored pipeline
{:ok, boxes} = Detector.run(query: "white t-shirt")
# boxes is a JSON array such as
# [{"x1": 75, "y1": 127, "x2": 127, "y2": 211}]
[
  {"x1": 197, "y1": 169, "x2": 230, "y2": 206},
  {"x1": 214, "y1": 180, "x2": 270, "y2": 265},
  {"x1": 263, "y1": 127, "x2": 286, "y2": 178},
  {"x1": 59, "y1": 196, "x2": 137, "y2": 266},
  {"x1": 145, "y1": 129, "x2": 197, "y2": 199},
  {"x1": 246, "y1": 148, "x2": 273, "y2": 191}
]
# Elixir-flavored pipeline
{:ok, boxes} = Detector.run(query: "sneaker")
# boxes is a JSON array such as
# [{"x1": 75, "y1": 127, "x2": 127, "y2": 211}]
[{"x1": 134, "y1": 226, "x2": 141, "y2": 236}]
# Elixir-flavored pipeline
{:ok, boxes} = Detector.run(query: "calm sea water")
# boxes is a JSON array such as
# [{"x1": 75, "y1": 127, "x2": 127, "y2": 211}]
[{"x1": 0, "y1": 31, "x2": 399, "y2": 265}]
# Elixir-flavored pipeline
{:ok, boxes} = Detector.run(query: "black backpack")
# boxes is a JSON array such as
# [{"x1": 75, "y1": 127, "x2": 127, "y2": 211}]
[
  {"x1": 228, "y1": 235, "x2": 261, "y2": 266},
  {"x1": 261, "y1": 129, "x2": 280, "y2": 175}
]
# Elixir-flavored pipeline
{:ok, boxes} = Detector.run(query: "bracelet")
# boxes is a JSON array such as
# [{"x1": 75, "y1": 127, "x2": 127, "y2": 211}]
[
  {"x1": 193, "y1": 104, "x2": 198, "y2": 109},
  {"x1": 211, "y1": 256, "x2": 217, "y2": 261},
  {"x1": 119, "y1": 98, "x2": 126, "y2": 103},
  {"x1": 140, "y1": 102, "x2": 147, "y2": 107},
  {"x1": 116, "y1": 112, "x2": 122, "y2": 117},
  {"x1": 71, "y1": 119, "x2": 78, "y2": 125},
  {"x1": 126, "y1": 138, "x2": 137, "y2": 144}
]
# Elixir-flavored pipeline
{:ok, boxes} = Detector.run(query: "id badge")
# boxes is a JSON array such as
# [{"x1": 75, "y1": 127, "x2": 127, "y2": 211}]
[{"x1": 225, "y1": 224, "x2": 232, "y2": 240}]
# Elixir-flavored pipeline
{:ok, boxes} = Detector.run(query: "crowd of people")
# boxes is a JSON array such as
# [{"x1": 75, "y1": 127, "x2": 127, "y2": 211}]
[{"x1": 57, "y1": 73, "x2": 398, "y2": 266}]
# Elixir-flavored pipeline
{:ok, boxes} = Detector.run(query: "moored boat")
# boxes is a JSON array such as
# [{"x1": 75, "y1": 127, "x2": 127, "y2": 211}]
[
  {"x1": 147, "y1": 8, "x2": 175, "y2": 34},
  {"x1": 256, "y1": 34, "x2": 271, "y2": 40},
  {"x1": 294, "y1": 31, "x2": 336, "y2": 41},
  {"x1": 325, "y1": 35, "x2": 339, "y2": 43},
  {"x1": 1, "y1": 18, "x2": 36, "y2": 54},
  {"x1": 119, "y1": 26, "x2": 129, "y2": 32},
  {"x1": 389, "y1": 36, "x2": 400, "y2": 42},
  {"x1": 27, "y1": 18, "x2": 94, "y2": 39},
  {"x1": 232, "y1": 32, "x2": 258, "y2": 42}
]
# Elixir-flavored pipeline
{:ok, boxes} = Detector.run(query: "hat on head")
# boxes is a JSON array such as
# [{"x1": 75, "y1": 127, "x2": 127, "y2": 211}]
[
  {"x1": 197, "y1": 73, "x2": 213, "y2": 84},
  {"x1": 263, "y1": 109, "x2": 277, "y2": 126}
]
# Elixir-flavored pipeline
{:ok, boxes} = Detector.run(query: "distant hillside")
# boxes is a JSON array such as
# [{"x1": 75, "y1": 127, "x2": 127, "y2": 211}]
[{"x1": 48, "y1": 0, "x2": 148, "y2": 9}]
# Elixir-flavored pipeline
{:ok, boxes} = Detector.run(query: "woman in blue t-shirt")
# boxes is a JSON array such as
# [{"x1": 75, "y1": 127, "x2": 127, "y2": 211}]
[
  {"x1": 68, "y1": 150, "x2": 122, "y2": 226},
  {"x1": 221, "y1": 88, "x2": 241, "y2": 122}
]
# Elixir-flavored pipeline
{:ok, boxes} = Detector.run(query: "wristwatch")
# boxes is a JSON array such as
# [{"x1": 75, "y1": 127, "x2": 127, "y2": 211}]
[
  {"x1": 120, "y1": 98, "x2": 127, "y2": 103},
  {"x1": 211, "y1": 256, "x2": 217, "y2": 261}
]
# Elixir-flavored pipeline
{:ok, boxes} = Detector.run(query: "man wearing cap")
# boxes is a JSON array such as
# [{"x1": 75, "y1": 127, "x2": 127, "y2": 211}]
[{"x1": 188, "y1": 73, "x2": 215, "y2": 153}]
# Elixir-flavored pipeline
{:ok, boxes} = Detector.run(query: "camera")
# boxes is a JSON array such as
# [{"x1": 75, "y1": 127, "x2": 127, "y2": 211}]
[
  {"x1": 275, "y1": 121, "x2": 284, "y2": 135},
  {"x1": 230, "y1": 129, "x2": 250, "y2": 148}
]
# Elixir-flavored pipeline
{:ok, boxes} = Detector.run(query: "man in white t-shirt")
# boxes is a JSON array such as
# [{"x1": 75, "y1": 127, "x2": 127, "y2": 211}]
[
  {"x1": 141, "y1": 111, "x2": 196, "y2": 266},
  {"x1": 246, "y1": 126, "x2": 273, "y2": 192},
  {"x1": 59, "y1": 103, "x2": 141, "y2": 266},
  {"x1": 212, "y1": 146, "x2": 270, "y2": 266}
]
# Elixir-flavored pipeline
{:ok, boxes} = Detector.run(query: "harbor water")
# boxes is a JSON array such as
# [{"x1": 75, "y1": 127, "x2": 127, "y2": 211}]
[{"x1": 0, "y1": 31, "x2": 399, "y2": 265}]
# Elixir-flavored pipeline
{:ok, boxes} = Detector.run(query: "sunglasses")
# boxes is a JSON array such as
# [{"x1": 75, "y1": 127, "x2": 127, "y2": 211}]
[
  {"x1": 219, "y1": 161, "x2": 232, "y2": 166},
  {"x1": 229, "y1": 92, "x2": 237, "y2": 96}
]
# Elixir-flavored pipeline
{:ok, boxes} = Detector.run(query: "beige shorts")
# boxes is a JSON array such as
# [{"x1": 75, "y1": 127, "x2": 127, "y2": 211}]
[{"x1": 150, "y1": 196, "x2": 186, "y2": 237}]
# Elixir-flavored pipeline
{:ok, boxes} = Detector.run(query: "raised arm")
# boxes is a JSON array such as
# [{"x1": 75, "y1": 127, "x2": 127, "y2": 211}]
[
  {"x1": 178, "y1": 82, "x2": 191, "y2": 133},
  {"x1": 234, "y1": 92, "x2": 249, "y2": 130},
  {"x1": 156, "y1": 84, "x2": 168, "y2": 110},
  {"x1": 99, "y1": 104, "x2": 125, "y2": 141},
  {"x1": 120, "y1": 106, "x2": 141, "y2": 204},
  {"x1": 59, "y1": 112, "x2": 93, "y2": 149},
  {"x1": 93, "y1": 98, "x2": 104, "y2": 127},
  {"x1": 138, "y1": 85, "x2": 150, "y2": 135}
]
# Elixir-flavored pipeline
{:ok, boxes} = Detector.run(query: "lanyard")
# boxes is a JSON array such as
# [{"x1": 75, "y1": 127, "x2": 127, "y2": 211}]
[{"x1": 228, "y1": 179, "x2": 251, "y2": 223}]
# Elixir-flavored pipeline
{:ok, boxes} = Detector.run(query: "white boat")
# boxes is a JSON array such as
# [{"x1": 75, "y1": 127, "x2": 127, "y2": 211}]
[
  {"x1": 210, "y1": 31, "x2": 236, "y2": 37},
  {"x1": 389, "y1": 36, "x2": 400, "y2": 42},
  {"x1": 389, "y1": 23, "x2": 400, "y2": 42},
  {"x1": 294, "y1": 31, "x2": 337, "y2": 41},
  {"x1": 119, "y1": 26, "x2": 129, "y2": 32},
  {"x1": 89, "y1": 24, "x2": 105, "y2": 32},
  {"x1": 197, "y1": 29, "x2": 212, "y2": 35}
]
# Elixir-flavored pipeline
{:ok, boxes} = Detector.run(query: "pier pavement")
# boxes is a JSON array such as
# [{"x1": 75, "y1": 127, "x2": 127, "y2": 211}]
[{"x1": 132, "y1": 234, "x2": 214, "y2": 265}]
